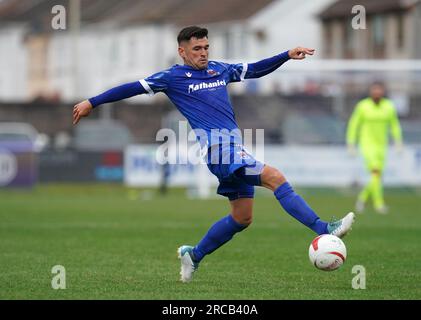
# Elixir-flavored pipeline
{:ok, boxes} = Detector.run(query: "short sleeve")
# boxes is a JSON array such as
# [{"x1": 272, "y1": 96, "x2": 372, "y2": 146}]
[{"x1": 139, "y1": 69, "x2": 171, "y2": 95}]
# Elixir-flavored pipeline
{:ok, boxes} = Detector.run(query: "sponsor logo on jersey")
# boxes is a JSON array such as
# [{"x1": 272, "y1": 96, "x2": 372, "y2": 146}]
[
  {"x1": 185, "y1": 72, "x2": 192, "y2": 78},
  {"x1": 188, "y1": 79, "x2": 226, "y2": 93}
]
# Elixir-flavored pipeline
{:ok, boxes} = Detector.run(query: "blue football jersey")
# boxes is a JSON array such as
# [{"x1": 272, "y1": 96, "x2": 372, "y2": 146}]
[
  {"x1": 89, "y1": 51, "x2": 290, "y2": 148},
  {"x1": 139, "y1": 61, "x2": 248, "y2": 148}
]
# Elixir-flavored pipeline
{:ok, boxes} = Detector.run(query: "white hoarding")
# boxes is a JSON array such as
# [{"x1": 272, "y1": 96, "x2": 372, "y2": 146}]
[{"x1": 124, "y1": 144, "x2": 421, "y2": 187}]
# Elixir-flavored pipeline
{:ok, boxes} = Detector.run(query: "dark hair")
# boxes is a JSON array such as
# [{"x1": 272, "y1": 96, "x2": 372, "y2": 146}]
[
  {"x1": 370, "y1": 81, "x2": 385, "y2": 88},
  {"x1": 177, "y1": 26, "x2": 208, "y2": 44}
]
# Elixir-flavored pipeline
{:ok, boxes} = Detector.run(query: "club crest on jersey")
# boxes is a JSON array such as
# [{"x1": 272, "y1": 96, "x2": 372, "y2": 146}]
[
  {"x1": 207, "y1": 69, "x2": 218, "y2": 76},
  {"x1": 185, "y1": 72, "x2": 192, "y2": 78},
  {"x1": 236, "y1": 150, "x2": 250, "y2": 160},
  {"x1": 188, "y1": 79, "x2": 227, "y2": 93}
]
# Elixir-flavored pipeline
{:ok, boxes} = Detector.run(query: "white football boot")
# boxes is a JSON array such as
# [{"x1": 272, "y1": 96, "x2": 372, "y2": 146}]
[
  {"x1": 177, "y1": 245, "x2": 199, "y2": 283},
  {"x1": 327, "y1": 212, "x2": 355, "y2": 239}
]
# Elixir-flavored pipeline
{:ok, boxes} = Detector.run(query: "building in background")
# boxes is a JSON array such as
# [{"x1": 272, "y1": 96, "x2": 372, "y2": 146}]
[
  {"x1": 319, "y1": 0, "x2": 421, "y2": 59},
  {"x1": 0, "y1": 0, "x2": 420, "y2": 187},
  {"x1": 0, "y1": 25, "x2": 27, "y2": 102},
  {"x1": 0, "y1": 0, "x2": 337, "y2": 102}
]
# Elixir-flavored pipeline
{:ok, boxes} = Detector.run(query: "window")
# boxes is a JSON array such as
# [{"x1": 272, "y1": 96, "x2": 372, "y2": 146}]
[
  {"x1": 371, "y1": 15, "x2": 386, "y2": 58},
  {"x1": 372, "y1": 15, "x2": 385, "y2": 46},
  {"x1": 323, "y1": 21, "x2": 333, "y2": 57},
  {"x1": 397, "y1": 13, "x2": 405, "y2": 49},
  {"x1": 343, "y1": 19, "x2": 356, "y2": 58},
  {"x1": 224, "y1": 31, "x2": 232, "y2": 59}
]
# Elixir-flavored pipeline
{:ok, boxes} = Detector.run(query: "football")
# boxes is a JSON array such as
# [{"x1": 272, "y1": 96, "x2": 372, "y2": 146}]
[{"x1": 309, "y1": 234, "x2": 347, "y2": 271}]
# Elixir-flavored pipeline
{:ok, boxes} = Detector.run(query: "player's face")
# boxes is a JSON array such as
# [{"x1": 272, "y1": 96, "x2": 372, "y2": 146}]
[
  {"x1": 370, "y1": 84, "x2": 385, "y2": 101},
  {"x1": 179, "y1": 37, "x2": 209, "y2": 70}
]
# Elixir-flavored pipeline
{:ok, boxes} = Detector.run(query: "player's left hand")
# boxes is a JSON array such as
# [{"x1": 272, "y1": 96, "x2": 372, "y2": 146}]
[{"x1": 288, "y1": 47, "x2": 315, "y2": 60}]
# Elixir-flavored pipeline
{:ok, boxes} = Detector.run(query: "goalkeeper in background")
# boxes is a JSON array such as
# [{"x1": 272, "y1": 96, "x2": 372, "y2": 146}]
[{"x1": 347, "y1": 82, "x2": 403, "y2": 214}]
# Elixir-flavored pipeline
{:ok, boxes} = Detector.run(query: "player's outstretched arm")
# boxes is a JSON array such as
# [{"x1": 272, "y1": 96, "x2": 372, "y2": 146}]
[
  {"x1": 244, "y1": 47, "x2": 315, "y2": 79},
  {"x1": 72, "y1": 81, "x2": 147, "y2": 125}
]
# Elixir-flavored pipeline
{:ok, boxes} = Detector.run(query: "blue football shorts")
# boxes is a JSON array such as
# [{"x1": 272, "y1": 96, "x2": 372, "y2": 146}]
[{"x1": 206, "y1": 143, "x2": 265, "y2": 201}]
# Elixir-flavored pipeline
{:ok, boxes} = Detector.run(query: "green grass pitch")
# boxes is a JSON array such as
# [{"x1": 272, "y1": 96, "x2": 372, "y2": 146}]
[{"x1": 1, "y1": 184, "x2": 420, "y2": 299}]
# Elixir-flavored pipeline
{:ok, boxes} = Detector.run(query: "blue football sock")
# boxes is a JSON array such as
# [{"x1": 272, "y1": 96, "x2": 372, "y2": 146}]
[
  {"x1": 193, "y1": 214, "x2": 248, "y2": 262},
  {"x1": 274, "y1": 182, "x2": 328, "y2": 235}
]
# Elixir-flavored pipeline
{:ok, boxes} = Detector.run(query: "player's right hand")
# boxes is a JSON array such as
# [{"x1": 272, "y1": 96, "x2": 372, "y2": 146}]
[{"x1": 73, "y1": 100, "x2": 93, "y2": 125}]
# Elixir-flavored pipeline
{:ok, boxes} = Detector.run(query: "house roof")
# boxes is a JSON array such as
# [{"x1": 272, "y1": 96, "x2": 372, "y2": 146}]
[
  {"x1": 319, "y1": 0, "x2": 420, "y2": 20},
  {"x1": 0, "y1": 0, "x2": 275, "y2": 30}
]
